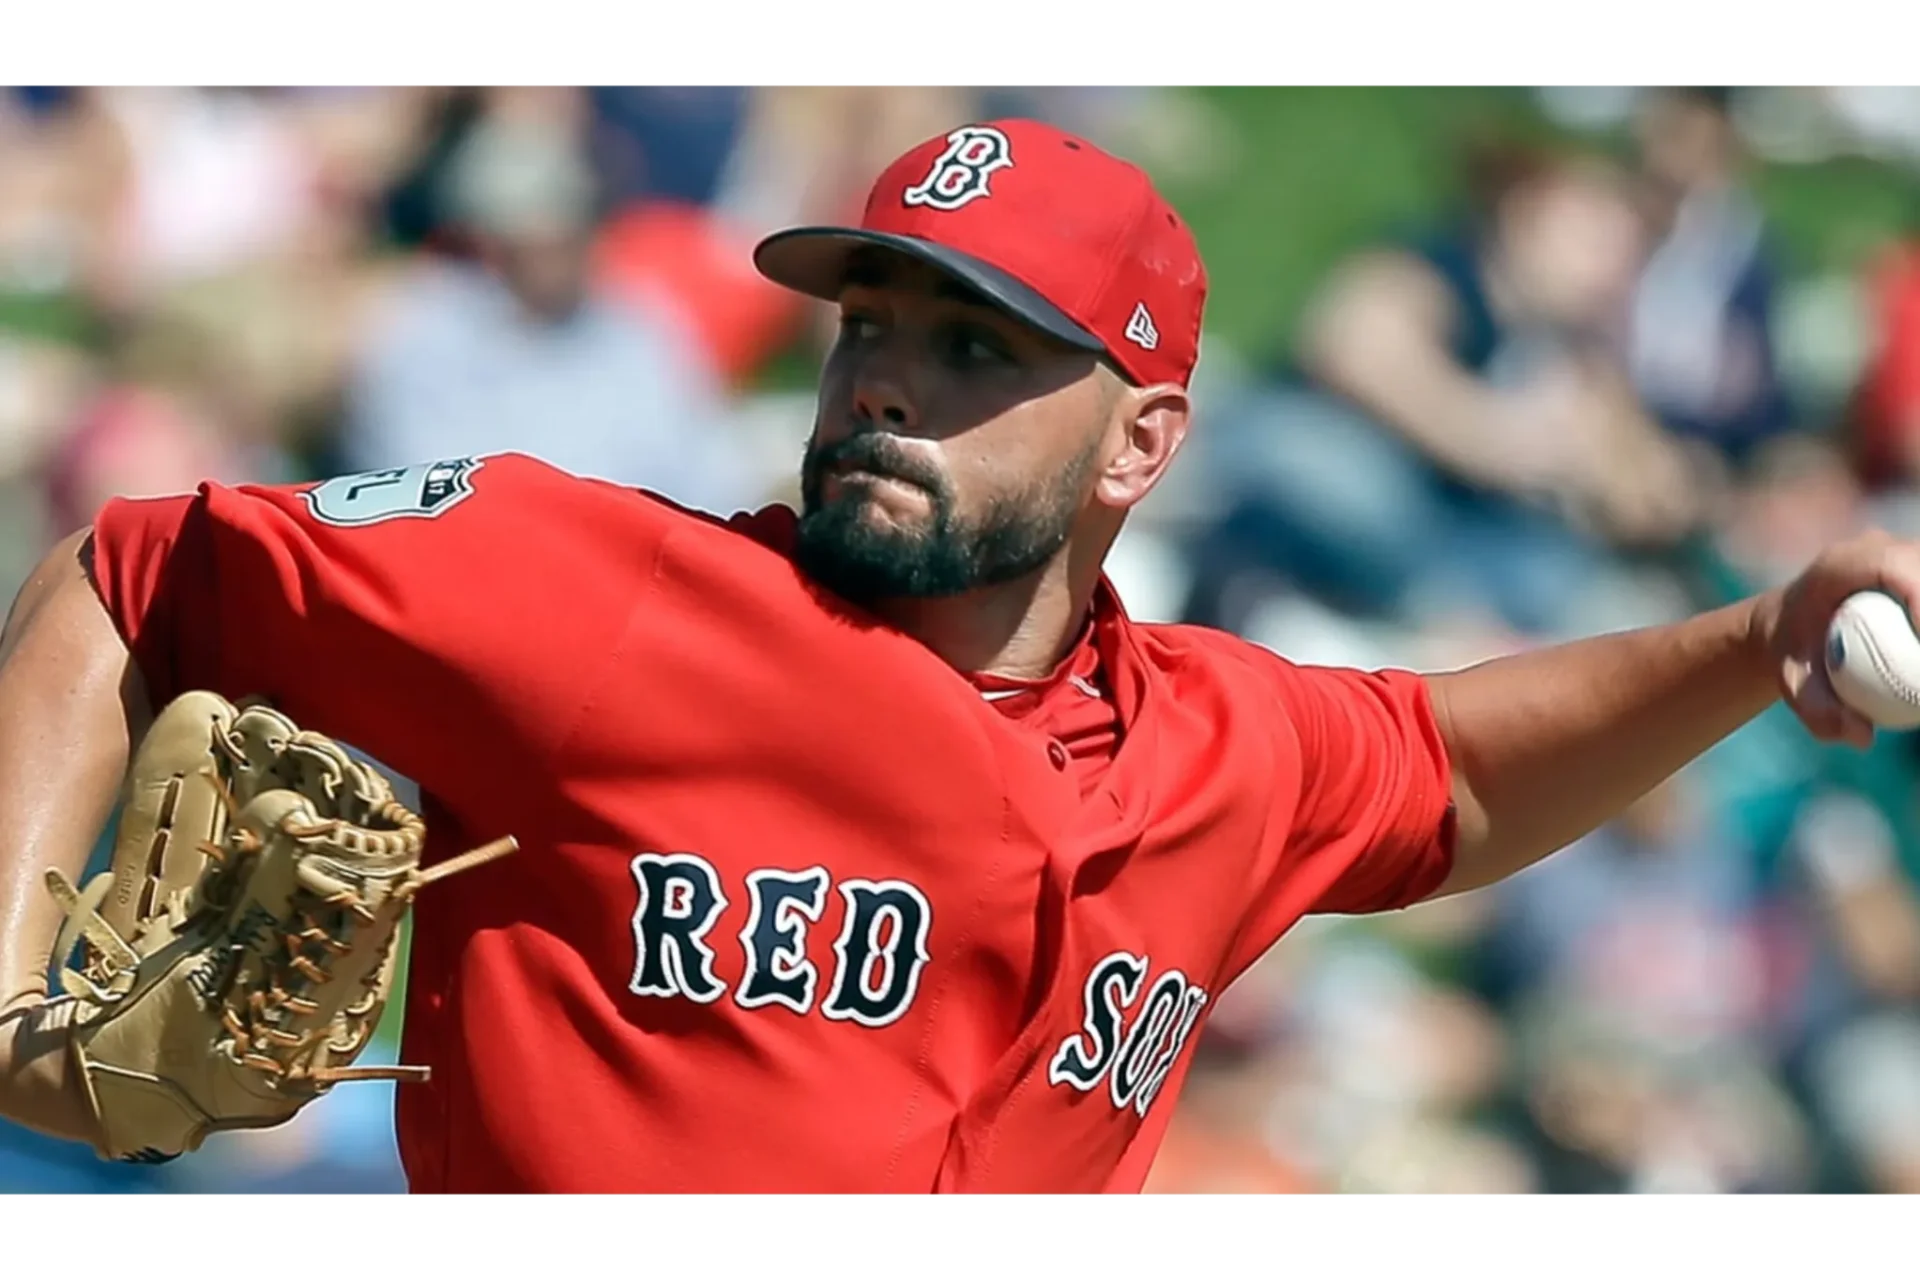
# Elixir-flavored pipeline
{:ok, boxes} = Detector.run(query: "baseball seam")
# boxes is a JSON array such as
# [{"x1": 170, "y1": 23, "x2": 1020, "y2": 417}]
[{"x1": 1849, "y1": 618, "x2": 1920, "y2": 708}]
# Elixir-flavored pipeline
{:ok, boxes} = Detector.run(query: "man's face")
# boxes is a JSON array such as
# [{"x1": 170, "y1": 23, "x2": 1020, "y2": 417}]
[
  {"x1": 1635, "y1": 95, "x2": 1736, "y2": 196},
  {"x1": 796, "y1": 251, "x2": 1117, "y2": 605},
  {"x1": 1499, "y1": 171, "x2": 1645, "y2": 331},
  {"x1": 489, "y1": 231, "x2": 590, "y2": 322}
]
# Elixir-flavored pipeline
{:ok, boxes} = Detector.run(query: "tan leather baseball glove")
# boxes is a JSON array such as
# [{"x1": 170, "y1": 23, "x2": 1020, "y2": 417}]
[{"x1": 41, "y1": 690, "x2": 514, "y2": 1163}]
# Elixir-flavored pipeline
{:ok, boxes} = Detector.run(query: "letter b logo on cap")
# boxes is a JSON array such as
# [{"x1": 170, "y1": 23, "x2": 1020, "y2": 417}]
[{"x1": 903, "y1": 125, "x2": 1014, "y2": 212}]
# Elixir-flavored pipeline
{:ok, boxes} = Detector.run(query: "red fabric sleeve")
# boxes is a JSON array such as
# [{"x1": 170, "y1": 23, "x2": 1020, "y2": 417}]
[
  {"x1": 89, "y1": 489, "x2": 214, "y2": 706},
  {"x1": 1207, "y1": 649, "x2": 1457, "y2": 983},
  {"x1": 87, "y1": 453, "x2": 658, "y2": 823},
  {"x1": 1278, "y1": 663, "x2": 1457, "y2": 915}
]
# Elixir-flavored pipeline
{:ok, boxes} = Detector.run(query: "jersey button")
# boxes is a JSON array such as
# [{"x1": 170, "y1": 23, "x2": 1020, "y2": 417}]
[{"x1": 1047, "y1": 741, "x2": 1069, "y2": 770}]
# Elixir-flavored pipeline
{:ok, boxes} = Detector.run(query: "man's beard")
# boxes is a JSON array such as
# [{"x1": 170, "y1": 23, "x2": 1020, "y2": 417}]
[{"x1": 794, "y1": 430, "x2": 1092, "y2": 606}]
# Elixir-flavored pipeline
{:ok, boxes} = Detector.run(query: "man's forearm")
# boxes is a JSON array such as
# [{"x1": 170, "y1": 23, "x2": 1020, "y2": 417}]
[
  {"x1": 0, "y1": 531, "x2": 142, "y2": 1006},
  {"x1": 0, "y1": 529, "x2": 145, "y2": 1141},
  {"x1": 1425, "y1": 594, "x2": 1779, "y2": 895}
]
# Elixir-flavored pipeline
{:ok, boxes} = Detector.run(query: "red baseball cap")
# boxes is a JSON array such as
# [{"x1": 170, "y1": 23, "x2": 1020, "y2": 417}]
[{"x1": 753, "y1": 119, "x2": 1207, "y2": 388}]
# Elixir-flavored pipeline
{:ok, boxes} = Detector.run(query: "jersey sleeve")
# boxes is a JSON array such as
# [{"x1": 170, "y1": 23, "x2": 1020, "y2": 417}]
[
  {"x1": 1278, "y1": 662, "x2": 1457, "y2": 913},
  {"x1": 1212, "y1": 645, "x2": 1458, "y2": 980},
  {"x1": 88, "y1": 453, "x2": 658, "y2": 820}
]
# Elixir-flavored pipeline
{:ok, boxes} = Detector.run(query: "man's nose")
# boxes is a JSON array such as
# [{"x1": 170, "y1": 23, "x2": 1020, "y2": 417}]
[{"x1": 850, "y1": 345, "x2": 919, "y2": 434}]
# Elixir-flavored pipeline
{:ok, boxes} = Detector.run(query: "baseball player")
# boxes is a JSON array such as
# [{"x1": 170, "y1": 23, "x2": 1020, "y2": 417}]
[{"x1": 0, "y1": 118, "x2": 1912, "y2": 1192}]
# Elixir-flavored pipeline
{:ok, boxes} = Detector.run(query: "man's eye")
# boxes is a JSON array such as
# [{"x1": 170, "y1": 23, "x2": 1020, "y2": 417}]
[
  {"x1": 946, "y1": 327, "x2": 1011, "y2": 365},
  {"x1": 838, "y1": 314, "x2": 881, "y2": 342}
]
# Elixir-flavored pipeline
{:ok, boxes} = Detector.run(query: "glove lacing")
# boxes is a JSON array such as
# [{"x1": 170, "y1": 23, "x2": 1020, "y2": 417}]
[{"x1": 206, "y1": 731, "x2": 432, "y2": 1089}]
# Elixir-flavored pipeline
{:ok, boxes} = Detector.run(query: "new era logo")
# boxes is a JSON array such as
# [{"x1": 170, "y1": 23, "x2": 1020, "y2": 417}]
[{"x1": 1124, "y1": 303, "x2": 1160, "y2": 352}]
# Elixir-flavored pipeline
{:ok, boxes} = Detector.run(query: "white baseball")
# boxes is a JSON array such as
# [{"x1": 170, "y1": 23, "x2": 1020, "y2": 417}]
[{"x1": 1824, "y1": 590, "x2": 1920, "y2": 730}]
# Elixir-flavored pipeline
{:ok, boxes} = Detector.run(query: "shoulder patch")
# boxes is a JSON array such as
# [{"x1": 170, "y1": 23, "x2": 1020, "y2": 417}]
[{"x1": 303, "y1": 458, "x2": 483, "y2": 528}]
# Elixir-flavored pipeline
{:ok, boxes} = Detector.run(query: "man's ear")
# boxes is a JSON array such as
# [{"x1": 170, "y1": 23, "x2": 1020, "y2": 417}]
[{"x1": 1095, "y1": 382, "x2": 1191, "y2": 511}]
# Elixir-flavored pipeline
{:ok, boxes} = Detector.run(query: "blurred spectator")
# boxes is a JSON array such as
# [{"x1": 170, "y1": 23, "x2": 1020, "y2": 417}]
[
  {"x1": 339, "y1": 109, "x2": 763, "y2": 513},
  {"x1": 1186, "y1": 145, "x2": 1700, "y2": 636},
  {"x1": 1776, "y1": 781, "x2": 1920, "y2": 1194},
  {"x1": 1155, "y1": 919, "x2": 1529, "y2": 1194},
  {"x1": 86, "y1": 89, "x2": 320, "y2": 313},
  {"x1": 1806, "y1": 1006, "x2": 1920, "y2": 1192},
  {"x1": 593, "y1": 87, "x2": 985, "y2": 383},
  {"x1": 1663, "y1": 432, "x2": 1920, "y2": 1195},
  {"x1": 1727, "y1": 88, "x2": 1868, "y2": 167},
  {"x1": 1142, "y1": 1035, "x2": 1319, "y2": 1193},
  {"x1": 0, "y1": 89, "x2": 124, "y2": 326},
  {"x1": 587, "y1": 88, "x2": 752, "y2": 210},
  {"x1": 0, "y1": 335, "x2": 89, "y2": 479},
  {"x1": 1477, "y1": 776, "x2": 1815, "y2": 1192},
  {"x1": 1481, "y1": 779, "x2": 1775, "y2": 1051},
  {"x1": 1846, "y1": 214, "x2": 1920, "y2": 498},
  {"x1": 981, "y1": 88, "x2": 1239, "y2": 187},
  {"x1": 583, "y1": 86, "x2": 788, "y2": 386},
  {"x1": 376, "y1": 89, "x2": 489, "y2": 251},
  {"x1": 42, "y1": 381, "x2": 238, "y2": 539},
  {"x1": 1694, "y1": 436, "x2": 1920, "y2": 973},
  {"x1": 1626, "y1": 87, "x2": 1795, "y2": 467}
]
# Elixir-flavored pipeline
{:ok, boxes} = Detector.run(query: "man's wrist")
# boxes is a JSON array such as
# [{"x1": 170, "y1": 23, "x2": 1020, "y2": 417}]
[{"x1": 1739, "y1": 587, "x2": 1786, "y2": 685}]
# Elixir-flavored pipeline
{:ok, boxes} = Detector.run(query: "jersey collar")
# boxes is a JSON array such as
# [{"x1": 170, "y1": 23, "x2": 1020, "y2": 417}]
[{"x1": 963, "y1": 578, "x2": 1139, "y2": 705}]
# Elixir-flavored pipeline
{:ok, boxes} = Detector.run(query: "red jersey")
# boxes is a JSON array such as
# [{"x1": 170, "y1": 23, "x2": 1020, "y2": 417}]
[{"x1": 87, "y1": 451, "x2": 1455, "y2": 1192}]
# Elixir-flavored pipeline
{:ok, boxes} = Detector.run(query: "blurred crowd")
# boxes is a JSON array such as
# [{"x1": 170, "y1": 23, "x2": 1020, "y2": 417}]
[{"x1": 4, "y1": 85, "x2": 1920, "y2": 1195}]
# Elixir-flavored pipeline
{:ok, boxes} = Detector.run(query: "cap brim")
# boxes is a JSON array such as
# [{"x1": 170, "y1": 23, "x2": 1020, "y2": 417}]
[{"x1": 753, "y1": 227, "x2": 1105, "y2": 355}]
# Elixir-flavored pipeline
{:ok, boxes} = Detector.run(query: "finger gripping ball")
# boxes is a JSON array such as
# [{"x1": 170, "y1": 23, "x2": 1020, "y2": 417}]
[{"x1": 1825, "y1": 590, "x2": 1920, "y2": 731}]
